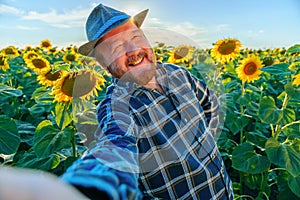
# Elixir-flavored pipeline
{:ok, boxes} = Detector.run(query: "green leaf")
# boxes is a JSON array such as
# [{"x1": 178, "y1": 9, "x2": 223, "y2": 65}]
[
  {"x1": 245, "y1": 131, "x2": 269, "y2": 148},
  {"x1": 243, "y1": 173, "x2": 264, "y2": 190},
  {"x1": 287, "y1": 44, "x2": 300, "y2": 53},
  {"x1": 281, "y1": 108, "x2": 296, "y2": 125},
  {"x1": 288, "y1": 175, "x2": 300, "y2": 197},
  {"x1": 15, "y1": 120, "x2": 35, "y2": 146},
  {"x1": 29, "y1": 104, "x2": 46, "y2": 115},
  {"x1": 285, "y1": 83, "x2": 300, "y2": 101},
  {"x1": 258, "y1": 96, "x2": 283, "y2": 124},
  {"x1": 265, "y1": 138, "x2": 300, "y2": 177},
  {"x1": 15, "y1": 151, "x2": 60, "y2": 171},
  {"x1": 235, "y1": 93, "x2": 251, "y2": 106},
  {"x1": 0, "y1": 85, "x2": 23, "y2": 101},
  {"x1": 1, "y1": 103, "x2": 19, "y2": 117},
  {"x1": 52, "y1": 61, "x2": 71, "y2": 71},
  {"x1": 75, "y1": 109, "x2": 98, "y2": 125},
  {"x1": 54, "y1": 102, "x2": 73, "y2": 130},
  {"x1": 217, "y1": 131, "x2": 236, "y2": 150},
  {"x1": 232, "y1": 142, "x2": 270, "y2": 174},
  {"x1": 0, "y1": 115, "x2": 20, "y2": 154},
  {"x1": 34, "y1": 124, "x2": 74, "y2": 158},
  {"x1": 260, "y1": 63, "x2": 290, "y2": 75},
  {"x1": 225, "y1": 111, "x2": 250, "y2": 135},
  {"x1": 277, "y1": 171, "x2": 300, "y2": 200},
  {"x1": 282, "y1": 123, "x2": 300, "y2": 139}
]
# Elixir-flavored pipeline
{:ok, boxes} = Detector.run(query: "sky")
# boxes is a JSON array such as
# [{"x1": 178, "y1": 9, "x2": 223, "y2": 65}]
[{"x1": 1, "y1": 0, "x2": 300, "y2": 50}]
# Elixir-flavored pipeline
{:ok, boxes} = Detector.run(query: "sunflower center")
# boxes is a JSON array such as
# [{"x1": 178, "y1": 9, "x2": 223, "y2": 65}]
[
  {"x1": 61, "y1": 71, "x2": 97, "y2": 98},
  {"x1": 5, "y1": 48, "x2": 15, "y2": 55},
  {"x1": 27, "y1": 53, "x2": 38, "y2": 59},
  {"x1": 32, "y1": 59, "x2": 47, "y2": 69},
  {"x1": 42, "y1": 42, "x2": 51, "y2": 48},
  {"x1": 174, "y1": 47, "x2": 189, "y2": 59},
  {"x1": 262, "y1": 56, "x2": 274, "y2": 66},
  {"x1": 218, "y1": 41, "x2": 236, "y2": 55},
  {"x1": 66, "y1": 54, "x2": 75, "y2": 62},
  {"x1": 198, "y1": 54, "x2": 207, "y2": 62},
  {"x1": 0, "y1": 56, "x2": 5, "y2": 65},
  {"x1": 45, "y1": 70, "x2": 62, "y2": 81},
  {"x1": 244, "y1": 62, "x2": 257, "y2": 75}
]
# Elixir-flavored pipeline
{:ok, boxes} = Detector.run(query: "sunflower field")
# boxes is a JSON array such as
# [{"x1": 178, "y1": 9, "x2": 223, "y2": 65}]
[{"x1": 0, "y1": 38, "x2": 300, "y2": 200}]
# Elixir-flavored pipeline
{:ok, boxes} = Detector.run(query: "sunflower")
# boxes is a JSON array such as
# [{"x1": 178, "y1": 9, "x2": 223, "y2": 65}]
[
  {"x1": 23, "y1": 50, "x2": 39, "y2": 64},
  {"x1": 236, "y1": 54, "x2": 263, "y2": 83},
  {"x1": 51, "y1": 69, "x2": 106, "y2": 102},
  {"x1": 26, "y1": 56, "x2": 51, "y2": 74},
  {"x1": 62, "y1": 51, "x2": 79, "y2": 64},
  {"x1": 24, "y1": 46, "x2": 32, "y2": 51},
  {"x1": 211, "y1": 38, "x2": 242, "y2": 63},
  {"x1": 40, "y1": 39, "x2": 52, "y2": 50},
  {"x1": 167, "y1": 45, "x2": 195, "y2": 67},
  {"x1": 1, "y1": 46, "x2": 19, "y2": 57},
  {"x1": 37, "y1": 69, "x2": 66, "y2": 87},
  {"x1": 292, "y1": 74, "x2": 300, "y2": 86},
  {"x1": 0, "y1": 54, "x2": 9, "y2": 71},
  {"x1": 289, "y1": 62, "x2": 300, "y2": 71}
]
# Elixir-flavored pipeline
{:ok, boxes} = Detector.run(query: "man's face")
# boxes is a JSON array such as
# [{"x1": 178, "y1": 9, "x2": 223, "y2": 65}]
[{"x1": 94, "y1": 20, "x2": 156, "y2": 85}]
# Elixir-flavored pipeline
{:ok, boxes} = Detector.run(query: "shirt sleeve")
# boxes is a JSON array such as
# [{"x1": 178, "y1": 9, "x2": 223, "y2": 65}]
[
  {"x1": 184, "y1": 69, "x2": 220, "y2": 137},
  {"x1": 61, "y1": 85, "x2": 142, "y2": 200}
]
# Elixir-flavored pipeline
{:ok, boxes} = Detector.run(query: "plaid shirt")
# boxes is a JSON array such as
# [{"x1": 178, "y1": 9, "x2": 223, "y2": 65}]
[{"x1": 62, "y1": 63, "x2": 234, "y2": 200}]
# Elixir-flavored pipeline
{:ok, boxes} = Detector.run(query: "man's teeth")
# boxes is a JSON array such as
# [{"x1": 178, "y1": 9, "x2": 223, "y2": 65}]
[{"x1": 129, "y1": 56, "x2": 143, "y2": 66}]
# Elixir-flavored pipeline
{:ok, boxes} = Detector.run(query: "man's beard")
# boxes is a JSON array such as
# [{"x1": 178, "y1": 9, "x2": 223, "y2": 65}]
[{"x1": 107, "y1": 50, "x2": 157, "y2": 85}]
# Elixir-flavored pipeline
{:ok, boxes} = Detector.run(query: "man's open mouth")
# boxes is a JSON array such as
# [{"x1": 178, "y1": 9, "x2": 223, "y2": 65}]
[{"x1": 126, "y1": 52, "x2": 146, "y2": 67}]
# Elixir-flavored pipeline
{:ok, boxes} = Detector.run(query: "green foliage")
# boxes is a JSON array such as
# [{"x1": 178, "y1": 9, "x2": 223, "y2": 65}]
[
  {"x1": 0, "y1": 115, "x2": 20, "y2": 154},
  {"x1": 1, "y1": 43, "x2": 300, "y2": 199}
]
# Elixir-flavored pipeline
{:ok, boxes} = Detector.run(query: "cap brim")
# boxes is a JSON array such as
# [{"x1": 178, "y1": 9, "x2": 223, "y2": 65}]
[{"x1": 78, "y1": 9, "x2": 149, "y2": 56}]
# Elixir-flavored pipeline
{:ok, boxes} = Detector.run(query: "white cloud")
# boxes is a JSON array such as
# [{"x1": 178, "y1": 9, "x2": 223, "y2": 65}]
[
  {"x1": 20, "y1": 8, "x2": 88, "y2": 25},
  {"x1": 170, "y1": 21, "x2": 208, "y2": 37},
  {"x1": 247, "y1": 29, "x2": 265, "y2": 37},
  {"x1": 144, "y1": 17, "x2": 164, "y2": 27},
  {"x1": 16, "y1": 25, "x2": 39, "y2": 30},
  {"x1": 0, "y1": 4, "x2": 24, "y2": 15},
  {"x1": 144, "y1": 18, "x2": 209, "y2": 46}
]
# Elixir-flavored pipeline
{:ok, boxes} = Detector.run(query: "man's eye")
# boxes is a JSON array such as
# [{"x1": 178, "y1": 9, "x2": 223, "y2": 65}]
[
  {"x1": 112, "y1": 44, "x2": 123, "y2": 53},
  {"x1": 132, "y1": 35, "x2": 141, "y2": 40}
]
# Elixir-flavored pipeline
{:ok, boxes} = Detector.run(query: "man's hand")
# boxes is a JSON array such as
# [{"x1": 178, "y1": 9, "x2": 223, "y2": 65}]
[{"x1": 0, "y1": 166, "x2": 87, "y2": 200}]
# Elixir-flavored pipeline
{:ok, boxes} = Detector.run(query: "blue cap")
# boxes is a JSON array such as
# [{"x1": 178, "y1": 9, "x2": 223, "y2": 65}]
[{"x1": 78, "y1": 4, "x2": 148, "y2": 56}]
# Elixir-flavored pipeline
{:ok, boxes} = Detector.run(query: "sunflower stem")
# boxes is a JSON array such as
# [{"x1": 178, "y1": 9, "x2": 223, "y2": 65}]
[
  {"x1": 274, "y1": 93, "x2": 289, "y2": 140},
  {"x1": 71, "y1": 130, "x2": 77, "y2": 158},
  {"x1": 239, "y1": 82, "x2": 246, "y2": 195}
]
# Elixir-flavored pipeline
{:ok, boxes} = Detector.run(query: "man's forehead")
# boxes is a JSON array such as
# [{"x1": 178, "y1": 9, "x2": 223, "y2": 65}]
[{"x1": 96, "y1": 28, "x2": 142, "y2": 48}]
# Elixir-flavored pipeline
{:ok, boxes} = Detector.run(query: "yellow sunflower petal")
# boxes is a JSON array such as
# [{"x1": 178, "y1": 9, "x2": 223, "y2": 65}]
[
  {"x1": 26, "y1": 56, "x2": 51, "y2": 74},
  {"x1": 236, "y1": 54, "x2": 263, "y2": 83},
  {"x1": 40, "y1": 39, "x2": 52, "y2": 50},
  {"x1": 1, "y1": 46, "x2": 19, "y2": 57},
  {"x1": 292, "y1": 74, "x2": 300, "y2": 86},
  {"x1": 51, "y1": 68, "x2": 106, "y2": 103},
  {"x1": 23, "y1": 50, "x2": 39, "y2": 64},
  {"x1": 211, "y1": 38, "x2": 242, "y2": 63},
  {"x1": 167, "y1": 45, "x2": 195, "y2": 67},
  {"x1": 62, "y1": 51, "x2": 79, "y2": 64},
  {"x1": 0, "y1": 54, "x2": 10, "y2": 71},
  {"x1": 37, "y1": 69, "x2": 66, "y2": 87}
]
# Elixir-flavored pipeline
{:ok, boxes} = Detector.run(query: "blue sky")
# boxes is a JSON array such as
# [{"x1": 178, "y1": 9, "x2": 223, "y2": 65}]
[{"x1": 1, "y1": 0, "x2": 300, "y2": 49}]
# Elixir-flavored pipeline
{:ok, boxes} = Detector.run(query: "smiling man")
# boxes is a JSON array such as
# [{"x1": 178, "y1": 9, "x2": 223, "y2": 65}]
[{"x1": 61, "y1": 3, "x2": 234, "y2": 200}]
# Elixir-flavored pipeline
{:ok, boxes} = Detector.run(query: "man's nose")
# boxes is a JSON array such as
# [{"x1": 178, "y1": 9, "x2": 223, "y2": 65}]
[{"x1": 124, "y1": 41, "x2": 140, "y2": 56}]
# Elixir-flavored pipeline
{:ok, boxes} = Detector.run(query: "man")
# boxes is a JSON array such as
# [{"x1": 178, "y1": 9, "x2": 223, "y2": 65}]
[{"x1": 62, "y1": 3, "x2": 234, "y2": 200}]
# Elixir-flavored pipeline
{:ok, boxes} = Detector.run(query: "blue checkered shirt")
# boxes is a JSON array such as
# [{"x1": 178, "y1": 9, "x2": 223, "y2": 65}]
[{"x1": 62, "y1": 63, "x2": 234, "y2": 199}]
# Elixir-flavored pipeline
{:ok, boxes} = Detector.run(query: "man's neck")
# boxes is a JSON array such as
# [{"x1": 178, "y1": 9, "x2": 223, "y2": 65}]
[{"x1": 144, "y1": 77, "x2": 164, "y2": 93}]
